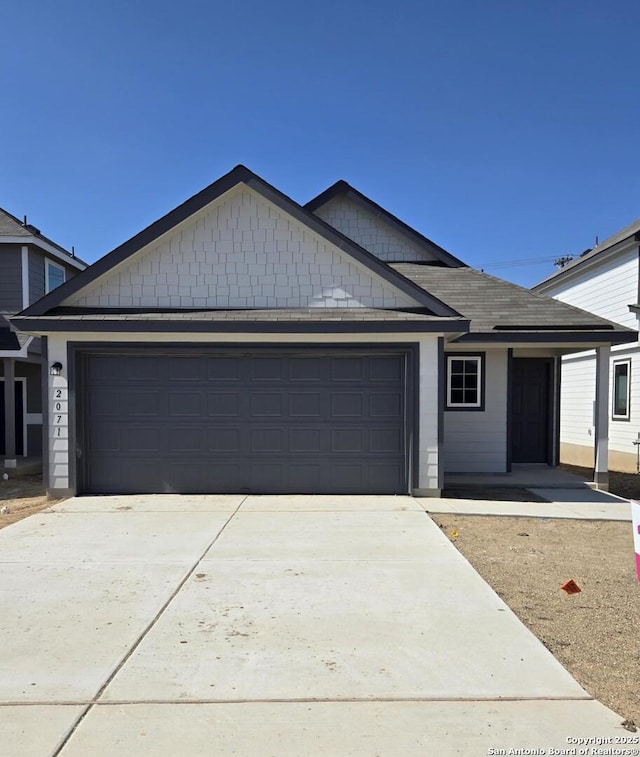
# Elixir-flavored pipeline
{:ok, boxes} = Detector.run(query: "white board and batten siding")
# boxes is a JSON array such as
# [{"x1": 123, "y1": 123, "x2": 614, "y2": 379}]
[{"x1": 443, "y1": 350, "x2": 508, "y2": 473}]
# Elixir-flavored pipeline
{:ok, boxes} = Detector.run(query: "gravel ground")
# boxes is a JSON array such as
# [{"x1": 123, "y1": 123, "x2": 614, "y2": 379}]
[{"x1": 1, "y1": 469, "x2": 638, "y2": 729}]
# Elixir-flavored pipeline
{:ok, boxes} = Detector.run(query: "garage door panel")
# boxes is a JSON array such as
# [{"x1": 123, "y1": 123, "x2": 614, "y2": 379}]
[
  {"x1": 168, "y1": 428, "x2": 203, "y2": 453},
  {"x1": 289, "y1": 357, "x2": 322, "y2": 382},
  {"x1": 208, "y1": 393, "x2": 240, "y2": 417},
  {"x1": 370, "y1": 393, "x2": 402, "y2": 417},
  {"x1": 87, "y1": 390, "x2": 120, "y2": 417},
  {"x1": 168, "y1": 356, "x2": 205, "y2": 381},
  {"x1": 331, "y1": 428, "x2": 364, "y2": 453},
  {"x1": 287, "y1": 463, "x2": 322, "y2": 490},
  {"x1": 251, "y1": 393, "x2": 284, "y2": 417},
  {"x1": 127, "y1": 427, "x2": 162, "y2": 453},
  {"x1": 370, "y1": 428, "x2": 403, "y2": 453},
  {"x1": 122, "y1": 357, "x2": 162, "y2": 382},
  {"x1": 370, "y1": 356, "x2": 403, "y2": 382},
  {"x1": 86, "y1": 356, "x2": 120, "y2": 382},
  {"x1": 251, "y1": 357, "x2": 284, "y2": 381},
  {"x1": 122, "y1": 392, "x2": 161, "y2": 417},
  {"x1": 370, "y1": 463, "x2": 405, "y2": 490},
  {"x1": 331, "y1": 393, "x2": 364, "y2": 417},
  {"x1": 289, "y1": 392, "x2": 321, "y2": 417},
  {"x1": 81, "y1": 351, "x2": 409, "y2": 494},
  {"x1": 168, "y1": 392, "x2": 202, "y2": 416},
  {"x1": 331, "y1": 357, "x2": 364, "y2": 382},
  {"x1": 207, "y1": 357, "x2": 241, "y2": 381},
  {"x1": 250, "y1": 428, "x2": 284, "y2": 453},
  {"x1": 208, "y1": 428, "x2": 241, "y2": 452},
  {"x1": 289, "y1": 428, "x2": 321, "y2": 453},
  {"x1": 88, "y1": 426, "x2": 121, "y2": 453}
]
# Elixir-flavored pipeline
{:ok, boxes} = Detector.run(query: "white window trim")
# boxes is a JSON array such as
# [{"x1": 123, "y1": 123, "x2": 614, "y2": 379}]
[
  {"x1": 45, "y1": 259, "x2": 66, "y2": 294},
  {"x1": 446, "y1": 355, "x2": 483, "y2": 409},
  {"x1": 612, "y1": 359, "x2": 631, "y2": 421}
]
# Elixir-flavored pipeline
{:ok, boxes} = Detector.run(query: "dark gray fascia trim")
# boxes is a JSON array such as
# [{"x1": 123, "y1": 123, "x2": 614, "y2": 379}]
[
  {"x1": 305, "y1": 180, "x2": 467, "y2": 269},
  {"x1": 451, "y1": 331, "x2": 637, "y2": 345},
  {"x1": 13, "y1": 318, "x2": 470, "y2": 334},
  {"x1": 19, "y1": 166, "x2": 462, "y2": 319}
]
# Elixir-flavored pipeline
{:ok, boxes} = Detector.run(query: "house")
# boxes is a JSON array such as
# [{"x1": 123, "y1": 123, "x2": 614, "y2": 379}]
[
  {"x1": 533, "y1": 219, "x2": 640, "y2": 473},
  {"x1": 11, "y1": 166, "x2": 636, "y2": 498},
  {"x1": 1, "y1": 209, "x2": 86, "y2": 469}
]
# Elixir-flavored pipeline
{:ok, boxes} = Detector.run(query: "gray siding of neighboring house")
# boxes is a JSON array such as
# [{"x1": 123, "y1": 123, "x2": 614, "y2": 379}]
[
  {"x1": 28, "y1": 249, "x2": 45, "y2": 304},
  {"x1": 29, "y1": 248, "x2": 78, "y2": 305},
  {"x1": 0, "y1": 245, "x2": 23, "y2": 312},
  {"x1": 29, "y1": 247, "x2": 82, "y2": 305}
]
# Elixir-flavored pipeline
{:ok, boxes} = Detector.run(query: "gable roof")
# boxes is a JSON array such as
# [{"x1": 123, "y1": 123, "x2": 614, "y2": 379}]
[
  {"x1": 392, "y1": 264, "x2": 636, "y2": 344},
  {"x1": 19, "y1": 166, "x2": 461, "y2": 319},
  {"x1": 0, "y1": 207, "x2": 87, "y2": 269},
  {"x1": 534, "y1": 217, "x2": 640, "y2": 290},
  {"x1": 305, "y1": 180, "x2": 467, "y2": 268}
]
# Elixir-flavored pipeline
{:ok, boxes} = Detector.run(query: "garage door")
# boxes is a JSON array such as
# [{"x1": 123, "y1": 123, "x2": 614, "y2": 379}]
[{"x1": 79, "y1": 349, "x2": 410, "y2": 494}]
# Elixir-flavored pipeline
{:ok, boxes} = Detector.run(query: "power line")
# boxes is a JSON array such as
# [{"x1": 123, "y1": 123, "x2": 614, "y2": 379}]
[{"x1": 474, "y1": 255, "x2": 568, "y2": 270}]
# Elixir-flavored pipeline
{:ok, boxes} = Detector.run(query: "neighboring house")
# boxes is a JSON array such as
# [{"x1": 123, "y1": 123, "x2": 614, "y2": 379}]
[
  {"x1": 11, "y1": 166, "x2": 635, "y2": 498},
  {"x1": 533, "y1": 219, "x2": 640, "y2": 473},
  {"x1": 1, "y1": 209, "x2": 86, "y2": 467}
]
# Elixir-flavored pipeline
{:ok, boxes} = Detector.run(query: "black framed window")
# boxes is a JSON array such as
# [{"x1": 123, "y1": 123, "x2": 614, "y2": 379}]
[
  {"x1": 447, "y1": 355, "x2": 483, "y2": 409},
  {"x1": 612, "y1": 360, "x2": 631, "y2": 420}
]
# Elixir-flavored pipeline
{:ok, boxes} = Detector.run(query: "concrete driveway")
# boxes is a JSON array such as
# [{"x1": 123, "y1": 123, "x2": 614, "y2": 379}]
[{"x1": 0, "y1": 495, "x2": 626, "y2": 756}]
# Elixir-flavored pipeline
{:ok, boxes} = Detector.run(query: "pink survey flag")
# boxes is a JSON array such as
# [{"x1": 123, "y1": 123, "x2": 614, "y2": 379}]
[{"x1": 632, "y1": 500, "x2": 640, "y2": 582}]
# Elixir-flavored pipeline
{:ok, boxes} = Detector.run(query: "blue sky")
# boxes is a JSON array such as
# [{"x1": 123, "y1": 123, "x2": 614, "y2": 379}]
[{"x1": 2, "y1": 0, "x2": 639, "y2": 287}]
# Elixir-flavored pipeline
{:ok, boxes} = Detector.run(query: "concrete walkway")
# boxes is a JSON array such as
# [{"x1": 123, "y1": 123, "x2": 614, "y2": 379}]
[
  {"x1": 426, "y1": 487, "x2": 632, "y2": 520},
  {"x1": 0, "y1": 494, "x2": 629, "y2": 756}
]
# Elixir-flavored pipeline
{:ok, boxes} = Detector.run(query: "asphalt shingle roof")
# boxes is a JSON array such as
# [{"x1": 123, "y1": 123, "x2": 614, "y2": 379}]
[
  {"x1": 391, "y1": 264, "x2": 630, "y2": 334},
  {"x1": 0, "y1": 208, "x2": 32, "y2": 237}
]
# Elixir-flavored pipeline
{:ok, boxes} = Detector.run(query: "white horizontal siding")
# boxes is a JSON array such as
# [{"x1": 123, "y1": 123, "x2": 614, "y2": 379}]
[
  {"x1": 443, "y1": 350, "x2": 507, "y2": 472},
  {"x1": 65, "y1": 187, "x2": 417, "y2": 310},
  {"x1": 546, "y1": 247, "x2": 639, "y2": 329},
  {"x1": 314, "y1": 196, "x2": 438, "y2": 263},
  {"x1": 559, "y1": 355, "x2": 596, "y2": 449},
  {"x1": 561, "y1": 348, "x2": 640, "y2": 457}
]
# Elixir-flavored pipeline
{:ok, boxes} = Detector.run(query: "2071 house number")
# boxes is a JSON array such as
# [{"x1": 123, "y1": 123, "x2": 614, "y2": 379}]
[{"x1": 53, "y1": 388, "x2": 65, "y2": 436}]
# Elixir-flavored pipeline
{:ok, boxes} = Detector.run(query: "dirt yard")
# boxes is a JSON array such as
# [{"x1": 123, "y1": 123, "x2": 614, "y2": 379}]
[{"x1": 1, "y1": 468, "x2": 638, "y2": 729}]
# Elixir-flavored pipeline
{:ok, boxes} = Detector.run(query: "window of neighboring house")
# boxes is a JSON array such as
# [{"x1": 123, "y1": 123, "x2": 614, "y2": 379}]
[
  {"x1": 45, "y1": 260, "x2": 65, "y2": 293},
  {"x1": 612, "y1": 360, "x2": 631, "y2": 420},
  {"x1": 446, "y1": 355, "x2": 484, "y2": 409}
]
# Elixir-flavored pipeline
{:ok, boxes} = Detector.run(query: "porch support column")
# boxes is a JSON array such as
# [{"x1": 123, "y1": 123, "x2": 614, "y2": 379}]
[
  {"x1": 594, "y1": 345, "x2": 610, "y2": 490},
  {"x1": 3, "y1": 357, "x2": 17, "y2": 468}
]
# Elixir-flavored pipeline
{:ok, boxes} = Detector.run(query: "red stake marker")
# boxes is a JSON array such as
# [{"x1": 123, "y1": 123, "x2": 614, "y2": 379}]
[{"x1": 561, "y1": 579, "x2": 581, "y2": 594}]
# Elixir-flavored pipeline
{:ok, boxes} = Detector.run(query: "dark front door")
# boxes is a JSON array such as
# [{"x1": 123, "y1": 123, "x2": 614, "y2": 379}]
[
  {"x1": 511, "y1": 358, "x2": 551, "y2": 464},
  {"x1": 79, "y1": 349, "x2": 410, "y2": 495},
  {"x1": 0, "y1": 381, "x2": 24, "y2": 456}
]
